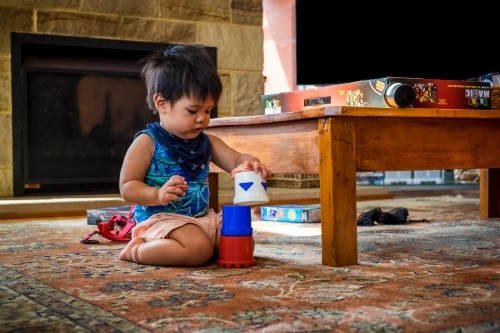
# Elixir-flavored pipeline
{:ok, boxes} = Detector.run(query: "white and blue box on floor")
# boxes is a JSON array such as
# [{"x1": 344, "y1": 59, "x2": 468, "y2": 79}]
[
  {"x1": 86, "y1": 205, "x2": 132, "y2": 225},
  {"x1": 260, "y1": 204, "x2": 321, "y2": 223}
]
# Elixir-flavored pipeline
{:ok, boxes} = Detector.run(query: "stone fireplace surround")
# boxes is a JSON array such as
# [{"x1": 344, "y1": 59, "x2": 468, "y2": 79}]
[{"x1": 0, "y1": 1, "x2": 264, "y2": 198}]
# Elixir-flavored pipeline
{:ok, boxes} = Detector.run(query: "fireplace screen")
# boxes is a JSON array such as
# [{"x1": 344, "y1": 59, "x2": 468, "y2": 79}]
[
  {"x1": 24, "y1": 69, "x2": 154, "y2": 183},
  {"x1": 11, "y1": 33, "x2": 217, "y2": 196}
]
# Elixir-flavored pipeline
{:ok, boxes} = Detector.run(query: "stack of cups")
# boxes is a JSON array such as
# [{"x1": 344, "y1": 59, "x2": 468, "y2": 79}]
[{"x1": 217, "y1": 171, "x2": 269, "y2": 269}]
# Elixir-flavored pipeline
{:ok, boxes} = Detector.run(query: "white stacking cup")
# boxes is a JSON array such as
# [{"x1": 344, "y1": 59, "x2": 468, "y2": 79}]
[{"x1": 233, "y1": 171, "x2": 269, "y2": 206}]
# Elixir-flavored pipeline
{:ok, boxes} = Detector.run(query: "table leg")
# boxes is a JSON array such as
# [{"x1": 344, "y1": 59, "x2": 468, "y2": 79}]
[
  {"x1": 208, "y1": 173, "x2": 219, "y2": 213},
  {"x1": 318, "y1": 118, "x2": 358, "y2": 267},
  {"x1": 480, "y1": 168, "x2": 500, "y2": 218}
]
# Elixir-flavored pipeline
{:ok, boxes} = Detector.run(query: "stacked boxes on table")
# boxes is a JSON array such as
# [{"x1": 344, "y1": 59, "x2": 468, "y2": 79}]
[{"x1": 262, "y1": 77, "x2": 491, "y2": 114}]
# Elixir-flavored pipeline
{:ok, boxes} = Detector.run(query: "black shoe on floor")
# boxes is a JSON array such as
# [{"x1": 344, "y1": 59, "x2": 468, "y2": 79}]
[
  {"x1": 375, "y1": 207, "x2": 409, "y2": 225},
  {"x1": 357, "y1": 207, "x2": 382, "y2": 226}
]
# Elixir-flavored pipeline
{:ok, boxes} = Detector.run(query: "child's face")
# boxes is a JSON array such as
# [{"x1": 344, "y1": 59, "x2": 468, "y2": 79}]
[{"x1": 156, "y1": 94, "x2": 214, "y2": 140}]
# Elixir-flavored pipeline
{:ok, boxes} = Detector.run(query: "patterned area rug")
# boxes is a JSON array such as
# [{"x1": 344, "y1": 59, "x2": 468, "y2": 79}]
[{"x1": 1, "y1": 195, "x2": 500, "y2": 333}]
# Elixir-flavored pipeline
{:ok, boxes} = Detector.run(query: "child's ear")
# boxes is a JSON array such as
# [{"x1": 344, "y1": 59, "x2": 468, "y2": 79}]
[{"x1": 153, "y1": 93, "x2": 167, "y2": 113}]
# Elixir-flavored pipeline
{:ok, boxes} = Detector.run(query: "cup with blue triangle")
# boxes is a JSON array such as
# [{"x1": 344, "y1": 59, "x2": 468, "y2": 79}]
[{"x1": 233, "y1": 171, "x2": 269, "y2": 206}]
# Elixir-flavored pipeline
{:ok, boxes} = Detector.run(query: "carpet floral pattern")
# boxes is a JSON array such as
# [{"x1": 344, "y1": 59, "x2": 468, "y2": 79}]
[{"x1": 1, "y1": 196, "x2": 500, "y2": 332}]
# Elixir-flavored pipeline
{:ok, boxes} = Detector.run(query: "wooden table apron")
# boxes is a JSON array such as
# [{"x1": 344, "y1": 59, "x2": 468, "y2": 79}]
[{"x1": 205, "y1": 106, "x2": 500, "y2": 267}]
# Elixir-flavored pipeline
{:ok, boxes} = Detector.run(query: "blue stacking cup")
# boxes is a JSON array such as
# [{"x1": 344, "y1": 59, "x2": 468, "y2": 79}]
[{"x1": 221, "y1": 205, "x2": 252, "y2": 236}]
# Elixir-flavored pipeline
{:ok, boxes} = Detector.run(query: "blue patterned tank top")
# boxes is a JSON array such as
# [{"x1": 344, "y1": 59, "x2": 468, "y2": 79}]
[{"x1": 132, "y1": 128, "x2": 211, "y2": 223}]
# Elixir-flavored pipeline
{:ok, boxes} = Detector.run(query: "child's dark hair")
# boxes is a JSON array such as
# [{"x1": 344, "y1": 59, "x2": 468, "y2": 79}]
[{"x1": 140, "y1": 44, "x2": 223, "y2": 113}]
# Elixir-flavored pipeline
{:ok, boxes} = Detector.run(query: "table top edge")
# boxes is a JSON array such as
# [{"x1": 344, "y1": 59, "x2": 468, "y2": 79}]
[{"x1": 208, "y1": 107, "x2": 500, "y2": 127}]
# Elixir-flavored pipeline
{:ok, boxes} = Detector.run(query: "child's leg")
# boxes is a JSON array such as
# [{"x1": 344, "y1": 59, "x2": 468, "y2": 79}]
[
  {"x1": 119, "y1": 224, "x2": 214, "y2": 267},
  {"x1": 215, "y1": 214, "x2": 222, "y2": 252},
  {"x1": 210, "y1": 214, "x2": 223, "y2": 260}
]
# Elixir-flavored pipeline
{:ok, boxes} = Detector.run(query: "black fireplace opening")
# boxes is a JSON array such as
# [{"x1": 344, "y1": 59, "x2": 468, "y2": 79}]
[{"x1": 11, "y1": 33, "x2": 218, "y2": 196}]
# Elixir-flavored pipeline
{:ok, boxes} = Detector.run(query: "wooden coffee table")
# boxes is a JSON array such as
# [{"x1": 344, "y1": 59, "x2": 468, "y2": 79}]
[{"x1": 205, "y1": 106, "x2": 500, "y2": 267}]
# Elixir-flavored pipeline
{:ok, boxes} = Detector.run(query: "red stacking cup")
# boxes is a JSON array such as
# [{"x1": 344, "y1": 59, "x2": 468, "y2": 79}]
[{"x1": 217, "y1": 235, "x2": 255, "y2": 268}]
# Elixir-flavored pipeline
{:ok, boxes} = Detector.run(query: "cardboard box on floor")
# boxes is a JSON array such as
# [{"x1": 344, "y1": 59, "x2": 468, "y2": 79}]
[
  {"x1": 87, "y1": 205, "x2": 132, "y2": 225},
  {"x1": 260, "y1": 204, "x2": 321, "y2": 223}
]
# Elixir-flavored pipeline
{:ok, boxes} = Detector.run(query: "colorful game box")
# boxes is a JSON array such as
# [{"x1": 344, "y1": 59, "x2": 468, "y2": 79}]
[
  {"x1": 260, "y1": 204, "x2": 321, "y2": 223},
  {"x1": 86, "y1": 205, "x2": 132, "y2": 225},
  {"x1": 467, "y1": 73, "x2": 500, "y2": 110},
  {"x1": 262, "y1": 77, "x2": 491, "y2": 114}
]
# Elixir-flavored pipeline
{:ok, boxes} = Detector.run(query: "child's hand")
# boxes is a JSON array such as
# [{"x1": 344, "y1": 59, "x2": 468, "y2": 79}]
[
  {"x1": 157, "y1": 175, "x2": 189, "y2": 206},
  {"x1": 230, "y1": 160, "x2": 272, "y2": 180}
]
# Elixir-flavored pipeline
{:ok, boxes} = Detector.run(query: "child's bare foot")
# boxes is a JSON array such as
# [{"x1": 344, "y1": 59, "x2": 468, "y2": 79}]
[{"x1": 119, "y1": 237, "x2": 145, "y2": 262}]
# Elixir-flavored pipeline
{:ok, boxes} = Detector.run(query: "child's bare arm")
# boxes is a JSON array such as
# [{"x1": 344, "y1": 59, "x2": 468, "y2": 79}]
[
  {"x1": 207, "y1": 134, "x2": 272, "y2": 180},
  {"x1": 119, "y1": 135, "x2": 187, "y2": 206}
]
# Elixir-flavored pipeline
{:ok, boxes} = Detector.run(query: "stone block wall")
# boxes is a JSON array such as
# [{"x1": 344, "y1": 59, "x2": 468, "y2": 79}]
[{"x1": 0, "y1": 0, "x2": 264, "y2": 197}]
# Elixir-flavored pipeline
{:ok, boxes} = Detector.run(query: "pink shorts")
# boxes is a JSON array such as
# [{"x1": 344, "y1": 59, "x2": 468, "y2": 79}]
[{"x1": 131, "y1": 209, "x2": 222, "y2": 245}]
